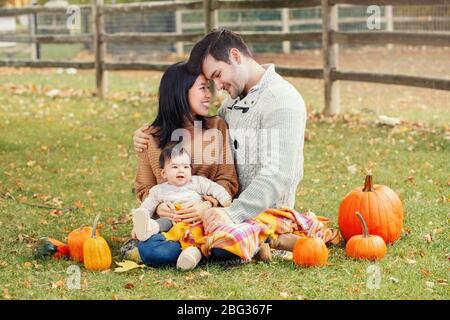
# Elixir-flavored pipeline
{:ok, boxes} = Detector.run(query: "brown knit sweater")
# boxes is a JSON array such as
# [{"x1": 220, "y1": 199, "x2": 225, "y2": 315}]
[{"x1": 135, "y1": 116, "x2": 239, "y2": 205}]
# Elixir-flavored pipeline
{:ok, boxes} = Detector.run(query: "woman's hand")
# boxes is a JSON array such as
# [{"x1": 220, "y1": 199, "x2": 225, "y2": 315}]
[
  {"x1": 174, "y1": 201, "x2": 211, "y2": 225},
  {"x1": 156, "y1": 202, "x2": 177, "y2": 221},
  {"x1": 133, "y1": 124, "x2": 151, "y2": 152}
]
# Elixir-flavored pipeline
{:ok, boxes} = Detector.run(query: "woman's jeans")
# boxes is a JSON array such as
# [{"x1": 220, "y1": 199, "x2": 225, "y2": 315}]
[{"x1": 138, "y1": 233, "x2": 240, "y2": 267}]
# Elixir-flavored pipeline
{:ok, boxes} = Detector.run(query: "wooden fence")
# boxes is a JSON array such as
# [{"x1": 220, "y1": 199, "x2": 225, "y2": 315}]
[{"x1": 0, "y1": 0, "x2": 449, "y2": 115}]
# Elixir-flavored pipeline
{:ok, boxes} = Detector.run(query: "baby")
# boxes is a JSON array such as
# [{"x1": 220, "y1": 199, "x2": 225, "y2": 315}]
[{"x1": 132, "y1": 143, "x2": 232, "y2": 270}]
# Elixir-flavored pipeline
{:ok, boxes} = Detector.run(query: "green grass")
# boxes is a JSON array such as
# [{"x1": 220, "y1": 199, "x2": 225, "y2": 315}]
[{"x1": 0, "y1": 72, "x2": 448, "y2": 300}]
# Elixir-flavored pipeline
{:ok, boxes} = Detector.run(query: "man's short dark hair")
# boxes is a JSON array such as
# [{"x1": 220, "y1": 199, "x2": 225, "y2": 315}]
[
  {"x1": 187, "y1": 28, "x2": 253, "y2": 75},
  {"x1": 159, "y1": 143, "x2": 191, "y2": 169}
]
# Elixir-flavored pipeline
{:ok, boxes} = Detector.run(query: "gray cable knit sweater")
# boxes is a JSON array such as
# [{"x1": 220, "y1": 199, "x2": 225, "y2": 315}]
[{"x1": 219, "y1": 64, "x2": 306, "y2": 223}]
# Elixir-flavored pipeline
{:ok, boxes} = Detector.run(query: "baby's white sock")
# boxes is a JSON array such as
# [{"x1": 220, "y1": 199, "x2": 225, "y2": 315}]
[
  {"x1": 132, "y1": 208, "x2": 159, "y2": 241},
  {"x1": 176, "y1": 246, "x2": 202, "y2": 271}
]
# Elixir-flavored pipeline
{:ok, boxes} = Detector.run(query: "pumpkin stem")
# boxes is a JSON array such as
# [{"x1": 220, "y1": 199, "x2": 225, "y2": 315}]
[
  {"x1": 91, "y1": 213, "x2": 101, "y2": 238},
  {"x1": 356, "y1": 212, "x2": 369, "y2": 238},
  {"x1": 307, "y1": 221, "x2": 320, "y2": 237},
  {"x1": 362, "y1": 173, "x2": 374, "y2": 192}
]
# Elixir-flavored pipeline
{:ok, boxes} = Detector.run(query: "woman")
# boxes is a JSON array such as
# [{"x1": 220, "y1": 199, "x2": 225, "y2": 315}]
[{"x1": 129, "y1": 62, "x2": 240, "y2": 267}]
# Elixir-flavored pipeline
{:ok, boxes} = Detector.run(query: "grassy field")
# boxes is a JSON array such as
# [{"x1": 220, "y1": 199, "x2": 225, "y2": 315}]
[{"x1": 0, "y1": 69, "x2": 448, "y2": 300}]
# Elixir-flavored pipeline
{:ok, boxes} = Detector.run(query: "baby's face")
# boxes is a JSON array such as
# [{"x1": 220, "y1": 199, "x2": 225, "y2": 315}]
[{"x1": 162, "y1": 153, "x2": 192, "y2": 187}]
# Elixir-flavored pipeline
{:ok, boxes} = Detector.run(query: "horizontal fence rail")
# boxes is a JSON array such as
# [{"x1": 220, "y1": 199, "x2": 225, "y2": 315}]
[
  {"x1": 101, "y1": 1, "x2": 204, "y2": 14},
  {"x1": 0, "y1": 34, "x2": 93, "y2": 44},
  {"x1": 0, "y1": 5, "x2": 91, "y2": 16},
  {"x1": 332, "y1": 70, "x2": 450, "y2": 91},
  {"x1": 332, "y1": 0, "x2": 450, "y2": 6},
  {"x1": 0, "y1": 0, "x2": 448, "y2": 111},
  {"x1": 332, "y1": 31, "x2": 450, "y2": 47},
  {"x1": 213, "y1": 0, "x2": 322, "y2": 10}
]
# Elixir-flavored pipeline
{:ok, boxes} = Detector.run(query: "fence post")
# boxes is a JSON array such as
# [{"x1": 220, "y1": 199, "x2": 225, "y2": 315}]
[
  {"x1": 204, "y1": 0, "x2": 216, "y2": 33},
  {"x1": 30, "y1": 0, "x2": 40, "y2": 60},
  {"x1": 322, "y1": 0, "x2": 340, "y2": 116},
  {"x1": 204, "y1": 0, "x2": 216, "y2": 95},
  {"x1": 93, "y1": 0, "x2": 107, "y2": 99},
  {"x1": 386, "y1": 5, "x2": 394, "y2": 50},
  {"x1": 282, "y1": 8, "x2": 291, "y2": 54},
  {"x1": 175, "y1": 8, "x2": 184, "y2": 58}
]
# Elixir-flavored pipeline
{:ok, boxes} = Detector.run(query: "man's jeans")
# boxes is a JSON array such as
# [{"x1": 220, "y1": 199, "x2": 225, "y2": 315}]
[{"x1": 138, "y1": 233, "x2": 240, "y2": 267}]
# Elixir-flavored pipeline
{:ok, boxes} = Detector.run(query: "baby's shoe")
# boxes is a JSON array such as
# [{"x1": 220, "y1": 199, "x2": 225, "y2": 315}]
[
  {"x1": 132, "y1": 208, "x2": 159, "y2": 241},
  {"x1": 176, "y1": 246, "x2": 202, "y2": 271},
  {"x1": 119, "y1": 239, "x2": 142, "y2": 263}
]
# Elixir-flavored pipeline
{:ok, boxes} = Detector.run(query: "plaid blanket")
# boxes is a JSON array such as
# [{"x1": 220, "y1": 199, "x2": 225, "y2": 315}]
[{"x1": 163, "y1": 208, "x2": 338, "y2": 261}]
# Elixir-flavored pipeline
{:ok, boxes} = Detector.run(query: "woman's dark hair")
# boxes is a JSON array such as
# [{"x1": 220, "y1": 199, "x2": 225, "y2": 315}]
[{"x1": 151, "y1": 62, "x2": 209, "y2": 149}]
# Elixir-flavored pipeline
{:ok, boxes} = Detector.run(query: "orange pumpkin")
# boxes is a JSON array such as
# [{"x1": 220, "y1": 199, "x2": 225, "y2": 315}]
[
  {"x1": 83, "y1": 214, "x2": 112, "y2": 271},
  {"x1": 346, "y1": 212, "x2": 387, "y2": 260},
  {"x1": 67, "y1": 222, "x2": 99, "y2": 262},
  {"x1": 338, "y1": 172, "x2": 403, "y2": 244},
  {"x1": 293, "y1": 222, "x2": 329, "y2": 267}
]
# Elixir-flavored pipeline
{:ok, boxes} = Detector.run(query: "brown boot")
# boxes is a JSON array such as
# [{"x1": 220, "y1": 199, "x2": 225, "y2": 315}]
[
  {"x1": 322, "y1": 228, "x2": 341, "y2": 246},
  {"x1": 254, "y1": 242, "x2": 272, "y2": 262},
  {"x1": 269, "y1": 233, "x2": 302, "y2": 252}
]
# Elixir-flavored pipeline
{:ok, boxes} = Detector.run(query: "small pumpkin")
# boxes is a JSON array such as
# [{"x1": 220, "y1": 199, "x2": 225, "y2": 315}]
[
  {"x1": 83, "y1": 214, "x2": 112, "y2": 271},
  {"x1": 346, "y1": 212, "x2": 387, "y2": 261},
  {"x1": 338, "y1": 171, "x2": 403, "y2": 244},
  {"x1": 67, "y1": 222, "x2": 99, "y2": 262},
  {"x1": 293, "y1": 221, "x2": 329, "y2": 267}
]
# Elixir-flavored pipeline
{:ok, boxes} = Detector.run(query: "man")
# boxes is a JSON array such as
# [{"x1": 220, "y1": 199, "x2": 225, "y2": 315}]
[{"x1": 133, "y1": 29, "x2": 306, "y2": 234}]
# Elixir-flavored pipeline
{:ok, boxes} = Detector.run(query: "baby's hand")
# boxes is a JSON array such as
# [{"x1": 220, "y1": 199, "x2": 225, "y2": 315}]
[{"x1": 222, "y1": 200, "x2": 232, "y2": 207}]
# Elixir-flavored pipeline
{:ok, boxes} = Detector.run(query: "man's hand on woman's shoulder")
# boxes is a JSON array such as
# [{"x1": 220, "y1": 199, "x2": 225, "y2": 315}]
[{"x1": 133, "y1": 124, "x2": 151, "y2": 152}]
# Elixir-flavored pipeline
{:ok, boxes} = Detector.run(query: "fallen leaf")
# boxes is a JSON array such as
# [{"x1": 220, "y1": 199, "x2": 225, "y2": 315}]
[
  {"x1": 185, "y1": 275, "x2": 194, "y2": 282},
  {"x1": 199, "y1": 270, "x2": 211, "y2": 277},
  {"x1": 425, "y1": 234, "x2": 433, "y2": 243},
  {"x1": 279, "y1": 292, "x2": 290, "y2": 298},
  {"x1": 114, "y1": 260, "x2": 145, "y2": 273},
  {"x1": 164, "y1": 279, "x2": 175, "y2": 288},
  {"x1": 347, "y1": 164, "x2": 358, "y2": 175},
  {"x1": 420, "y1": 269, "x2": 431, "y2": 277},
  {"x1": 389, "y1": 277, "x2": 399, "y2": 284},
  {"x1": 51, "y1": 280, "x2": 65, "y2": 289},
  {"x1": 3, "y1": 288, "x2": 11, "y2": 299},
  {"x1": 425, "y1": 281, "x2": 434, "y2": 288},
  {"x1": 74, "y1": 200, "x2": 84, "y2": 209},
  {"x1": 23, "y1": 279, "x2": 31, "y2": 288},
  {"x1": 405, "y1": 258, "x2": 416, "y2": 265},
  {"x1": 49, "y1": 209, "x2": 63, "y2": 216},
  {"x1": 124, "y1": 283, "x2": 135, "y2": 290}
]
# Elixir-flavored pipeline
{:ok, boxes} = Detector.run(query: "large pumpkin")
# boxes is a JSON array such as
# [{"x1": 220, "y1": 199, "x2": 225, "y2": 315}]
[
  {"x1": 293, "y1": 222, "x2": 328, "y2": 267},
  {"x1": 83, "y1": 214, "x2": 112, "y2": 271},
  {"x1": 346, "y1": 212, "x2": 387, "y2": 261},
  {"x1": 67, "y1": 222, "x2": 99, "y2": 262},
  {"x1": 338, "y1": 173, "x2": 403, "y2": 244}
]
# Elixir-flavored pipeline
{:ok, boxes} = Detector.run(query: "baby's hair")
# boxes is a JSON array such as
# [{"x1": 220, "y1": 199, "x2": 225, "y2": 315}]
[{"x1": 159, "y1": 143, "x2": 191, "y2": 169}]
